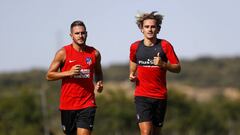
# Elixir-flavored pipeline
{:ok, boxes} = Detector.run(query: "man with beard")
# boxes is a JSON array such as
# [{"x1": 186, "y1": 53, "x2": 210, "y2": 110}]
[{"x1": 46, "y1": 20, "x2": 103, "y2": 135}]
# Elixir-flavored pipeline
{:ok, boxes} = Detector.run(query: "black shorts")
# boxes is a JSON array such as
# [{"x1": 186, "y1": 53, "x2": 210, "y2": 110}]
[
  {"x1": 135, "y1": 96, "x2": 167, "y2": 127},
  {"x1": 60, "y1": 107, "x2": 96, "y2": 135}
]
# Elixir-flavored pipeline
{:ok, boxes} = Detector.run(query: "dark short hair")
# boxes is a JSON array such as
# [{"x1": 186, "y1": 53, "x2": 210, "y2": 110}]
[{"x1": 70, "y1": 20, "x2": 86, "y2": 32}]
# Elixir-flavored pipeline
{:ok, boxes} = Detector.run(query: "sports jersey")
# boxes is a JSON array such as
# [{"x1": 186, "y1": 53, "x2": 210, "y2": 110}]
[
  {"x1": 130, "y1": 39, "x2": 179, "y2": 99},
  {"x1": 60, "y1": 44, "x2": 96, "y2": 110}
]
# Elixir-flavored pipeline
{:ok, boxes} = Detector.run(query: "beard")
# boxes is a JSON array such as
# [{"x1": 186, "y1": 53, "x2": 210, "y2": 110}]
[{"x1": 74, "y1": 38, "x2": 87, "y2": 46}]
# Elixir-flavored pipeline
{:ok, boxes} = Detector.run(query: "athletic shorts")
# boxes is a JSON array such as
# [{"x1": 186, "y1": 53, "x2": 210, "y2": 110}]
[
  {"x1": 135, "y1": 96, "x2": 167, "y2": 127},
  {"x1": 60, "y1": 107, "x2": 96, "y2": 135}
]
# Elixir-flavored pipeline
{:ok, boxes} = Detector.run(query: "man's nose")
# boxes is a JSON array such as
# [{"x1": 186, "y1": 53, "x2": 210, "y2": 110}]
[
  {"x1": 148, "y1": 28, "x2": 153, "y2": 31},
  {"x1": 79, "y1": 33, "x2": 84, "y2": 37}
]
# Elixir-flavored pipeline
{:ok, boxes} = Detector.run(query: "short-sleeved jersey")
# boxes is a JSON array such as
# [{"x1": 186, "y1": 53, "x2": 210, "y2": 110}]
[
  {"x1": 60, "y1": 44, "x2": 97, "y2": 110},
  {"x1": 130, "y1": 39, "x2": 180, "y2": 99}
]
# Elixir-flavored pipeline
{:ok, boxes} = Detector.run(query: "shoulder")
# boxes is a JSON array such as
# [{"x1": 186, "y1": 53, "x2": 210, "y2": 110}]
[
  {"x1": 85, "y1": 45, "x2": 100, "y2": 58},
  {"x1": 130, "y1": 40, "x2": 142, "y2": 50},
  {"x1": 58, "y1": 44, "x2": 72, "y2": 56},
  {"x1": 131, "y1": 40, "x2": 142, "y2": 46},
  {"x1": 85, "y1": 45, "x2": 96, "y2": 52},
  {"x1": 94, "y1": 49, "x2": 101, "y2": 62},
  {"x1": 160, "y1": 39, "x2": 174, "y2": 52},
  {"x1": 63, "y1": 44, "x2": 72, "y2": 50},
  {"x1": 160, "y1": 39, "x2": 172, "y2": 46},
  {"x1": 52, "y1": 47, "x2": 66, "y2": 63},
  {"x1": 56, "y1": 47, "x2": 66, "y2": 56}
]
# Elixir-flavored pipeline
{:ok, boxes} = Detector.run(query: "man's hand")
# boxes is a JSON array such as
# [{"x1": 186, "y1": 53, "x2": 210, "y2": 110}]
[
  {"x1": 129, "y1": 73, "x2": 137, "y2": 82},
  {"x1": 95, "y1": 80, "x2": 103, "y2": 93},
  {"x1": 153, "y1": 53, "x2": 167, "y2": 68},
  {"x1": 69, "y1": 65, "x2": 81, "y2": 76}
]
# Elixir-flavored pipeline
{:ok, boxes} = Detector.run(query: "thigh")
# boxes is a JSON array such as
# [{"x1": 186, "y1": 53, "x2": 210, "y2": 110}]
[
  {"x1": 152, "y1": 99, "x2": 167, "y2": 127},
  {"x1": 61, "y1": 110, "x2": 77, "y2": 135},
  {"x1": 76, "y1": 107, "x2": 96, "y2": 131}
]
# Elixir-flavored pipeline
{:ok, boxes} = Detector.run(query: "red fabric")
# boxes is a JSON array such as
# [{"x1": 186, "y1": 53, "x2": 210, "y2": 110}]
[
  {"x1": 130, "y1": 39, "x2": 180, "y2": 99},
  {"x1": 130, "y1": 40, "x2": 141, "y2": 63},
  {"x1": 60, "y1": 44, "x2": 96, "y2": 110}
]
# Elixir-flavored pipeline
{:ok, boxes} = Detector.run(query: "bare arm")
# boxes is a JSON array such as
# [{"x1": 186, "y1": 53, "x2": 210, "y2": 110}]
[
  {"x1": 163, "y1": 63, "x2": 181, "y2": 73},
  {"x1": 129, "y1": 60, "x2": 137, "y2": 81},
  {"x1": 94, "y1": 50, "x2": 103, "y2": 93},
  {"x1": 46, "y1": 48, "x2": 80, "y2": 81}
]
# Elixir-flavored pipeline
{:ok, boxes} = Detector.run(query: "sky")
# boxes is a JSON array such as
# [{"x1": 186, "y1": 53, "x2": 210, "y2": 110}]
[{"x1": 0, "y1": 0, "x2": 240, "y2": 72}]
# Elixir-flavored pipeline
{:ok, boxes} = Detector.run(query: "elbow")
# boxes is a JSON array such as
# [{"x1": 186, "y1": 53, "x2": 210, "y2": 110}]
[
  {"x1": 45, "y1": 73, "x2": 52, "y2": 81},
  {"x1": 175, "y1": 66, "x2": 181, "y2": 73},
  {"x1": 171, "y1": 65, "x2": 181, "y2": 73},
  {"x1": 95, "y1": 74, "x2": 103, "y2": 82},
  {"x1": 175, "y1": 69, "x2": 181, "y2": 73},
  {"x1": 45, "y1": 75, "x2": 50, "y2": 81}
]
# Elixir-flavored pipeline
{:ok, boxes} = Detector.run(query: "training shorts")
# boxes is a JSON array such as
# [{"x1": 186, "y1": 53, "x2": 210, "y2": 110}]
[
  {"x1": 135, "y1": 96, "x2": 167, "y2": 127},
  {"x1": 61, "y1": 107, "x2": 96, "y2": 135}
]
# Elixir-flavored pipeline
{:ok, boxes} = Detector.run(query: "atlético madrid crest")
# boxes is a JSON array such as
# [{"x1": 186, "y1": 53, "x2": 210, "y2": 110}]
[{"x1": 86, "y1": 57, "x2": 92, "y2": 65}]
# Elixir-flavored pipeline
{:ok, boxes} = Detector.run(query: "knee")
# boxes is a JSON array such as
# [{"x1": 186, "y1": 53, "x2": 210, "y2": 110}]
[{"x1": 140, "y1": 129, "x2": 151, "y2": 135}]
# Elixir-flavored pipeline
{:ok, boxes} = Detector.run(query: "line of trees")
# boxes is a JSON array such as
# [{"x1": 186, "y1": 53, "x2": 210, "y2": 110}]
[
  {"x1": 0, "y1": 56, "x2": 240, "y2": 135},
  {"x1": 1, "y1": 84, "x2": 239, "y2": 135}
]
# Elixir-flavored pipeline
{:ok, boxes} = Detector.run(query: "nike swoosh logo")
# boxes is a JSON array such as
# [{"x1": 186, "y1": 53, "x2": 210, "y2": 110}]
[{"x1": 69, "y1": 60, "x2": 76, "y2": 63}]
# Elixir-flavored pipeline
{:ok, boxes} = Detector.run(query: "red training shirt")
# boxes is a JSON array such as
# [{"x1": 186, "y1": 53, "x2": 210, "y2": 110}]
[
  {"x1": 60, "y1": 44, "x2": 97, "y2": 110},
  {"x1": 130, "y1": 39, "x2": 180, "y2": 99}
]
